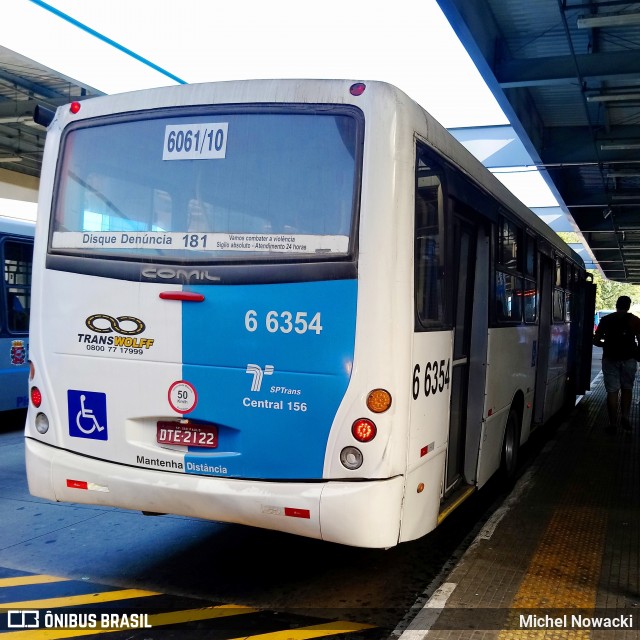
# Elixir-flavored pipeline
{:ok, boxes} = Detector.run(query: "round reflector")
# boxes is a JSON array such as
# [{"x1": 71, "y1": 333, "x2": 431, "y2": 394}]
[
  {"x1": 70, "y1": 101, "x2": 81, "y2": 114},
  {"x1": 340, "y1": 446, "x2": 363, "y2": 470},
  {"x1": 349, "y1": 82, "x2": 366, "y2": 96},
  {"x1": 367, "y1": 388, "x2": 392, "y2": 413},
  {"x1": 30, "y1": 386, "x2": 42, "y2": 408},
  {"x1": 352, "y1": 418, "x2": 377, "y2": 442},
  {"x1": 35, "y1": 412, "x2": 50, "y2": 434}
]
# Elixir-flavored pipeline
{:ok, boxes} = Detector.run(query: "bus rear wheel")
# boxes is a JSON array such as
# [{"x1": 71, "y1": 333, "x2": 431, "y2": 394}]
[{"x1": 501, "y1": 407, "x2": 520, "y2": 483}]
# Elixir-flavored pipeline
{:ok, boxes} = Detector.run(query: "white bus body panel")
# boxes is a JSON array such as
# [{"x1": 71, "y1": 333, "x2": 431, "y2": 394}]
[
  {"x1": 322, "y1": 83, "x2": 413, "y2": 483},
  {"x1": 26, "y1": 438, "x2": 405, "y2": 547},
  {"x1": 27, "y1": 271, "x2": 184, "y2": 469},
  {"x1": 477, "y1": 326, "x2": 537, "y2": 487},
  {"x1": 399, "y1": 330, "x2": 452, "y2": 541}
]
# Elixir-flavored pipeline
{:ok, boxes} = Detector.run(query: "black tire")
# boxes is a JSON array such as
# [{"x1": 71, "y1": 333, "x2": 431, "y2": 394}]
[{"x1": 501, "y1": 407, "x2": 521, "y2": 483}]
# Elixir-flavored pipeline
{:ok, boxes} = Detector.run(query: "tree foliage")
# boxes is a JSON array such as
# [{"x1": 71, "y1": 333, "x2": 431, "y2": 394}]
[
  {"x1": 555, "y1": 232, "x2": 640, "y2": 310},
  {"x1": 590, "y1": 269, "x2": 640, "y2": 311}
]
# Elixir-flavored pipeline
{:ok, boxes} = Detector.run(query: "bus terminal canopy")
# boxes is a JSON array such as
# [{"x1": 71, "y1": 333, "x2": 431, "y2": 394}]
[
  {"x1": 0, "y1": 44, "x2": 103, "y2": 218},
  {"x1": 436, "y1": 0, "x2": 640, "y2": 283}
]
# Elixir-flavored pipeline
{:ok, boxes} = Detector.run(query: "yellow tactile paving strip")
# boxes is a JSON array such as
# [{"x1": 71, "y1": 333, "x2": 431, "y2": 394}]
[
  {"x1": 498, "y1": 483, "x2": 609, "y2": 640},
  {"x1": 497, "y1": 377, "x2": 634, "y2": 639},
  {"x1": 419, "y1": 373, "x2": 636, "y2": 639}
]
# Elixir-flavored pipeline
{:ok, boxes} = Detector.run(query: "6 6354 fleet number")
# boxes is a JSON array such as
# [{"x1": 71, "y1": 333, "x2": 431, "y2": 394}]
[{"x1": 412, "y1": 359, "x2": 451, "y2": 399}]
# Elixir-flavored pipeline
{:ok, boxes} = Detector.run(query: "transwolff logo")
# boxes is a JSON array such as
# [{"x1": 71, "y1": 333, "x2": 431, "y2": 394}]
[
  {"x1": 141, "y1": 267, "x2": 220, "y2": 282},
  {"x1": 79, "y1": 314, "x2": 155, "y2": 350},
  {"x1": 246, "y1": 364, "x2": 274, "y2": 392}
]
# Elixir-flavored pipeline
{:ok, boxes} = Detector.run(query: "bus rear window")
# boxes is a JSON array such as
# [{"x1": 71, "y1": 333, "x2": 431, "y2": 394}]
[{"x1": 51, "y1": 108, "x2": 360, "y2": 262}]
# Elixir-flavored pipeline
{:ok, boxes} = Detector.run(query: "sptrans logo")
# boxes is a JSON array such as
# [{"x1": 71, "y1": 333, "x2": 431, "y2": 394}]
[
  {"x1": 245, "y1": 364, "x2": 274, "y2": 392},
  {"x1": 78, "y1": 314, "x2": 155, "y2": 351}
]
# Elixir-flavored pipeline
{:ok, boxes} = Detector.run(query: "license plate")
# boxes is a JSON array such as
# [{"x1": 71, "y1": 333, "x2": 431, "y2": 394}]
[{"x1": 157, "y1": 421, "x2": 218, "y2": 448}]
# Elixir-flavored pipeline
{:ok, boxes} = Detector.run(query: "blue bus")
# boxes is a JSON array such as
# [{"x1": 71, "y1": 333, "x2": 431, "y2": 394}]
[{"x1": 0, "y1": 216, "x2": 34, "y2": 411}]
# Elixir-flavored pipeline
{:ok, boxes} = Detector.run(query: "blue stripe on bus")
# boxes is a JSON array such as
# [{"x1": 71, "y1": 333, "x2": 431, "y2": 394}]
[{"x1": 181, "y1": 279, "x2": 357, "y2": 479}]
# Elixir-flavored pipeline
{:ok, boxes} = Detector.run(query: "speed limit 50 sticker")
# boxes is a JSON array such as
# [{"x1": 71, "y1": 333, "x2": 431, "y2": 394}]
[{"x1": 168, "y1": 380, "x2": 198, "y2": 414}]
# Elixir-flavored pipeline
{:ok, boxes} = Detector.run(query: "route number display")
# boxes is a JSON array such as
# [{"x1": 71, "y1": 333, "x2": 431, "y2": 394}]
[{"x1": 163, "y1": 123, "x2": 228, "y2": 160}]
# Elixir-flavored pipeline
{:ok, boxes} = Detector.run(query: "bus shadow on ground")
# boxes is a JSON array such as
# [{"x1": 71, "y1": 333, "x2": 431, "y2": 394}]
[{"x1": 0, "y1": 409, "x2": 26, "y2": 433}]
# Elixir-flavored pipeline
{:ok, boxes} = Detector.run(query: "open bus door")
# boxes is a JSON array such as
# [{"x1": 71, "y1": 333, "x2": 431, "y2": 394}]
[{"x1": 575, "y1": 274, "x2": 596, "y2": 395}]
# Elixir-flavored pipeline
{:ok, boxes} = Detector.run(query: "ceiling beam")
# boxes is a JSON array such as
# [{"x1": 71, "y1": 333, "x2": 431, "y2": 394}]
[
  {"x1": 496, "y1": 51, "x2": 640, "y2": 88},
  {"x1": 571, "y1": 208, "x2": 640, "y2": 230},
  {"x1": 0, "y1": 67, "x2": 72, "y2": 101},
  {"x1": 542, "y1": 125, "x2": 640, "y2": 163}
]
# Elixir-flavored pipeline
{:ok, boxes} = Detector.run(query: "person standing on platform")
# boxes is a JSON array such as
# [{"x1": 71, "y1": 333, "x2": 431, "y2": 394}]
[{"x1": 593, "y1": 295, "x2": 640, "y2": 433}]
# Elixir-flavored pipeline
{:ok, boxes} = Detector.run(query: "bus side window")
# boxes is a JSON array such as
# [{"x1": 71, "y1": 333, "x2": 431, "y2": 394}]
[
  {"x1": 414, "y1": 147, "x2": 445, "y2": 330},
  {"x1": 3, "y1": 240, "x2": 32, "y2": 333},
  {"x1": 495, "y1": 272, "x2": 523, "y2": 322},
  {"x1": 494, "y1": 217, "x2": 523, "y2": 324},
  {"x1": 553, "y1": 255, "x2": 567, "y2": 323}
]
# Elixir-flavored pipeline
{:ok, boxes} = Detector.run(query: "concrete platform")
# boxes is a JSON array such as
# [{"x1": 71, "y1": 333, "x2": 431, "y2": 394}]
[{"x1": 400, "y1": 369, "x2": 640, "y2": 639}]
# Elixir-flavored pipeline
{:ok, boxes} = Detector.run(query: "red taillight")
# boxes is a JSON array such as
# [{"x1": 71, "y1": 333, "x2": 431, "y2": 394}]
[
  {"x1": 30, "y1": 386, "x2": 42, "y2": 408},
  {"x1": 352, "y1": 418, "x2": 377, "y2": 442},
  {"x1": 70, "y1": 101, "x2": 81, "y2": 114},
  {"x1": 349, "y1": 82, "x2": 366, "y2": 96}
]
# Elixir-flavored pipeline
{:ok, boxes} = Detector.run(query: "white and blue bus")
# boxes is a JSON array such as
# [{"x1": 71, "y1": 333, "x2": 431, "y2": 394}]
[
  {"x1": 0, "y1": 217, "x2": 33, "y2": 412},
  {"x1": 25, "y1": 80, "x2": 594, "y2": 548}
]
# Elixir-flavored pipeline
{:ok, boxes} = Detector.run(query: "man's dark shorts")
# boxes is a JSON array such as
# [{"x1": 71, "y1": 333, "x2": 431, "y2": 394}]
[{"x1": 602, "y1": 356, "x2": 637, "y2": 393}]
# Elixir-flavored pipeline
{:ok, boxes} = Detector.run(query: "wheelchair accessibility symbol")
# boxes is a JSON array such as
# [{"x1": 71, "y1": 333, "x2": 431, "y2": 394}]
[{"x1": 68, "y1": 390, "x2": 108, "y2": 440}]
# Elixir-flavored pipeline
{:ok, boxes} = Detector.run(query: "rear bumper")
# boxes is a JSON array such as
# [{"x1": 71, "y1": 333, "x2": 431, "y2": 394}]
[{"x1": 25, "y1": 437, "x2": 404, "y2": 548}]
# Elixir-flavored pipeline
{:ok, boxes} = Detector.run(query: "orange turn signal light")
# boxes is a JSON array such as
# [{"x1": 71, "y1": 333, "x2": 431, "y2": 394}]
[{"x1": 366, "y1": 388, "x2": 392, "y2": 413}]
